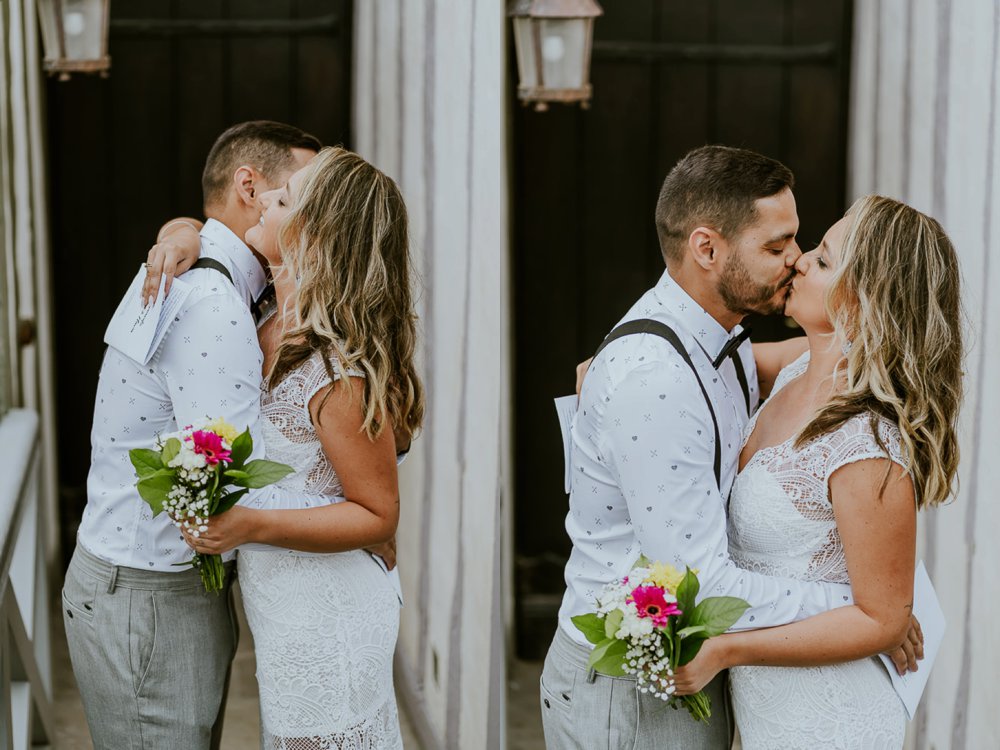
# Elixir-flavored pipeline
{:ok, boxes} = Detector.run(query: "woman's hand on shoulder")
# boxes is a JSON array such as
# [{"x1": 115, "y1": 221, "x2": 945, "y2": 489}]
[{"x1": 142, "y1": 217, "x2": 204, "y2": 306}]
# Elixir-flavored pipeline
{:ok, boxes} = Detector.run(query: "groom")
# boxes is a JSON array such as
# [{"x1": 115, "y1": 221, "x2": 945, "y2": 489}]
[
  {"x1": 541, "y1": 146, "x2": 860, "y2": 749},
  {"x1": 62, "y1": 121, "x2": 319, "y2": 750}
]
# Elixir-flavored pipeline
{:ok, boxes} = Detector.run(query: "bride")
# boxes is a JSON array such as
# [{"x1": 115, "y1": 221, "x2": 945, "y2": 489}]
[
  {"x1": 672, "y1": 194, "x2": 963, "y2": 748},
  {"x1": 154, "y1": 146, "x2": 422, "y2": 749}
]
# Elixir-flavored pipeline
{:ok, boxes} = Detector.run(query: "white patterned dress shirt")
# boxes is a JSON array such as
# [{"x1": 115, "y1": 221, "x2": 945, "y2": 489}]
[
  {"x1": 557, "y1": 270, "x2": 853, "y2": 646},
  {"x1": 78, "y1": 219, "x2": 268, "y2": 571}
]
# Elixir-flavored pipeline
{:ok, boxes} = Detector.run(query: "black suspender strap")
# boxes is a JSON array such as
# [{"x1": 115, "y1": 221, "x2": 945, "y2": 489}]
[
  {"x1": 190, "y1": 258, "x2": 234, "y2": 285},
  {"x1": 730, "y1": 348, "x2": 753, "y2": 417},
  {"x1": 711, "y1": 325, "x2": 753, "y2": 417},
  {"x1": 593, "y1": 318, "x2": 723, "y2": 492}
]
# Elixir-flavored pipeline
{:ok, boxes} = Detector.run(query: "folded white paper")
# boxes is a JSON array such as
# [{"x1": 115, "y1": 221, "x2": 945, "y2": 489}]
[
  {"x1": 104, "y1": 265, "x2": 193, "y2": 365},
  {"x1": 554, "y1": 394, "x2": 578, "y2": 494},
  {"x1": 878, "y1": 561, "x2": 945, "y2": 720}
]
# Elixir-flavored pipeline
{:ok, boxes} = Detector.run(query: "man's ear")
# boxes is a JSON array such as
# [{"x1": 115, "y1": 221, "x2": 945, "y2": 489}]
[
  {"x1": 688, "y1": 226, "x2": 721, "y2": 270},
  {"x1": 232, "y1": 165, "x2": 257, "y2": 207}
]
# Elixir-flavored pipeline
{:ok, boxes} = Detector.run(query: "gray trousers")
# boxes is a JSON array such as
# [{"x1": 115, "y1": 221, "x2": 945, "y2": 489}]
[
  {"x1": 540, "y1": 627, "x2": 733, "y2": 750},
  {"x1": 62, "y1": 543, "x2": 238, "y2": 750}
]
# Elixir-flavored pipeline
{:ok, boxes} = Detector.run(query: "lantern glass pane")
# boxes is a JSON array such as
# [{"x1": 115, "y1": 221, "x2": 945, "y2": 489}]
[
  {"x1": 36, "y1": 0, "x2": 62, "y2": 62},
  {"x1": 63, "y1": 0, "x2": 105, "y2": 61},
  {"x1": 538, "y1": 18, "x2": 586, "y2": 90},
  {"x1": 512, "y1": 17, "x2": 537, "y2": 88}
]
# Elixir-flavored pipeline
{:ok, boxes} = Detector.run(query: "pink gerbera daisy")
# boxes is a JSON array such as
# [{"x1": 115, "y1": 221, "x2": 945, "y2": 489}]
[
  {"x1": 191, "y1": 430, "x2": 232, "y2": 465},
  {"x1": 629, "y1": 584, "x2": 681, "y2": 627}
]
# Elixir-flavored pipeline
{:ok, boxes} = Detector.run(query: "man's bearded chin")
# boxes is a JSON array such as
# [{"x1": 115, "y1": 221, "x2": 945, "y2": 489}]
[
  {"x1": 758, "y1": 272, "x2": 797, "y2": 315},
  {"x1": 721, "y1": 269, "x2": 796, "y2": 317}
]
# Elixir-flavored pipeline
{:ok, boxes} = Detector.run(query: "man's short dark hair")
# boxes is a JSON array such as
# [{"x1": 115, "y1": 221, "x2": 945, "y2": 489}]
[
  {"x1": 655, "y1": 145, "x2": 794, "y2": 265},
  {"x1": 202, "y1": 120, "x2": 322, "y2": 211}
]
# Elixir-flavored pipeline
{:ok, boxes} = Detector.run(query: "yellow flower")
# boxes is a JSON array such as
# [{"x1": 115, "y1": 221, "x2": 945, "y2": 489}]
[
  {"x1": 205, "y1": 418, "x2": 241, "y2": 445},
  {"x1": 646, "y1": 562, "x2": 688, "y2": 594}
]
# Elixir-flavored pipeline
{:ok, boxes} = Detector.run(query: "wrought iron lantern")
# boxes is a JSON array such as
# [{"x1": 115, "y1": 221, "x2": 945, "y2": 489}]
[
  {"x1": 36, "y1": 0, "x2": 111, "y2": 80},
  {"x1": 508, "y1": 0, "x2": 602, "y2": 112}
]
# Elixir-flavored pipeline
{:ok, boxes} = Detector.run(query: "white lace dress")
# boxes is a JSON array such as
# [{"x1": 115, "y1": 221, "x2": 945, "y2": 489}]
[
  {"x1": 238, "y1": 352, "x2": 403, "y2": 750},
  {"x1": 727, "y1": 352, "x2": 906, "y2": 749}
]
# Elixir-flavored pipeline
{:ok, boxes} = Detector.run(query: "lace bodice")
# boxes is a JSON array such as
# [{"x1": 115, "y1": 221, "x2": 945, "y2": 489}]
[
  {"x1": 259, "y1": 351, "x2": 364, "y2": 498},
  {"x1": 728, "y1": 351, "x2": 907, "y2": 584}
]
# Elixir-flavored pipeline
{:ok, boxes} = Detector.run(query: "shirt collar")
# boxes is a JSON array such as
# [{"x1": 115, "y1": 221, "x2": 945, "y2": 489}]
[
  {"x1": 199, "y1": 218, "x2": 269, "y2": 304},
  {"x1": 651, "y1": 269, "x2": 747, "y2": 365}
]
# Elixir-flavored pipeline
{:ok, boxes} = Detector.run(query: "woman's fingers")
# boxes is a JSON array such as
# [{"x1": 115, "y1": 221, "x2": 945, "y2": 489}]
[
  {"x1": 143, "y1": 246, "x2": 165, "y2": 306},
  {"x1": 143, "y1": 241, "x2": 189, "y2": 306},
  {"x1": 366, "y1": 538, "x2": 397, "y2": 570},
  {"x1": 160, "y1": 241, "x2": 194, "y2": 297},
  {"x1": 180, "y1": 521, "x2": 224, "y2": 554},
  {"x1": 909, "y1": 614, "x2": 924, "y2": 660},
  {"x1": 161, "y1": 248, "x2": 177, "y2": 299},
  {"x1": 575, "y1": 357, "x2": 594, "y2": 396},
  {"x1": 666, "y1": 673, "x2": 686, "y2": 695},
  {"x1": 886, "y1": 643, "x2": 912, "y2": 675}
]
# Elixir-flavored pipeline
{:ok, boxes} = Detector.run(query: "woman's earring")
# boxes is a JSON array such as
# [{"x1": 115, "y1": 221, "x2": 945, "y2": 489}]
[{"x1": 842, "y1": 340, "x2": 853, "y2": 356}]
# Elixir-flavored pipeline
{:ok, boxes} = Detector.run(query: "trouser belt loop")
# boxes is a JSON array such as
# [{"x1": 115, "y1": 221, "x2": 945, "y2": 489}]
[
  {"x1": 107, "y1": 565, "x2": 119, "y2": 594},
  {"x1": 587, "y1": 667, "x2": 597, "y2": 684}
]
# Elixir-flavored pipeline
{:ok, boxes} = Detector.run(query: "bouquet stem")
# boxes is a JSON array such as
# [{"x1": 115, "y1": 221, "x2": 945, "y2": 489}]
[
  {"x1": 193, "y1": 553, "x2": 226, "y2": 593},
  {"x1": 675, "y1": 692, "x2": 712, "y2": 723}
]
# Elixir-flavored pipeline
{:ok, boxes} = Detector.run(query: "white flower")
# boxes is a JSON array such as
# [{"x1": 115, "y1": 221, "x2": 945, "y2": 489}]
[
  {"x1": 595, "y1": 579, "x2": 630, "y2": 615},
  {"x1": 616, "y1": 605, "x2": 654, "y2": 640}
]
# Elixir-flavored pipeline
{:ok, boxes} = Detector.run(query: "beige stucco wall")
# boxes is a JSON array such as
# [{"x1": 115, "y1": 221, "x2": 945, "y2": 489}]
[
  {"x1": 851, "y1": 0, "x2": 1000, "y2": 747},
  {"x1": 353, "y1": 2, "x2": 507, "y2": 748}
]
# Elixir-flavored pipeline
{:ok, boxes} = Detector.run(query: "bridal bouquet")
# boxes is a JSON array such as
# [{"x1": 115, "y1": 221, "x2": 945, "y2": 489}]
[
  {"x1": 572, "y1": 556, "x2": 749, "y2": 722},
  {"x1": 129, "y1": 418, "x2": 293, "y2": 593}
]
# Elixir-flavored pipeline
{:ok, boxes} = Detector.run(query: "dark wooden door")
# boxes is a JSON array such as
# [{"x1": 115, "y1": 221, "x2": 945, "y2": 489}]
[
  {"x1": 47, "y1": 0, "x2": 353, "y2": 561},
  {"x1": 512, "y1": 0, "x2": 854, "y2": 657}
]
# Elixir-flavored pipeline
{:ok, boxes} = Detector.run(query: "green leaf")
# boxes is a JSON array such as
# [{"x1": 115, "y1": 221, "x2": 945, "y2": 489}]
[
  {"x1": 228, "y1": 429, "x2": 252, "y2": 468},
  {"x1": 213, "y1": 488, "x2": 250, "y2": 515},
  {"x1": 135, "y1": 470, "x2": 175, "y2": 515},
  {"x1": 676, "y1": 624, "x2": 708, "y2": 639},
  {"x1": 231, "y1": 459, "x2": 295, "y2": 489},
  {"x1": 223, "y1": 469, "x2": 250, "y2": 482},
  {"x1": 662, "y1": 628, "x2": 675, "y2": 663},
  {"x1": 688, "y1": 597, "x2": 751, "y2": 638},
  {"x1": 675, "y1": 567, "x2": 699, "y2": 620},
  {"x1": 585, "y1": 637, "x2": 616, "y2": 669},
  {"x1": 129, "y1": 449, "x2": 163, "y2": 478},
  {"x1": 677, "y1": 636, "x2": 706, "y2": 667},
  {"x1": 604, "y1": 609, "x2": 624, "y2": 639},
  {"x1": 633, "y1": 553, "x2": 652, "y2": 570},
  {"x1": 589, "y1": 638, "x2": 628, "y2": 677},
  {"x1": 571, "y1": 614, "x2": 608, "y2": 646},
  {"x1": 160, "y1": 437, "x2": 181, "y2": 466}
]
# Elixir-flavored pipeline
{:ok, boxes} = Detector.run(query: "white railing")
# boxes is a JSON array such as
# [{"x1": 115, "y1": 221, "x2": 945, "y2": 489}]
[{"x1": 0, "y1": 409, "x2": 52, "y2": 749}]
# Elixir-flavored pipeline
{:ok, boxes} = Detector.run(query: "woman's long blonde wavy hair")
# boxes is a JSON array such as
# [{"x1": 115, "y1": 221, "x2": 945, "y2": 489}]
[
  {"x1": 795, "y1": 195, "x2": 963, "y2": 508},
  {"x1": 267, "y1": 147, "x2": 424, "y2": 441}
]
